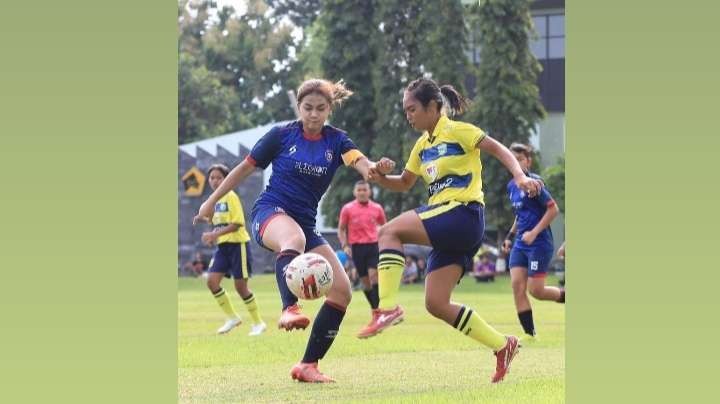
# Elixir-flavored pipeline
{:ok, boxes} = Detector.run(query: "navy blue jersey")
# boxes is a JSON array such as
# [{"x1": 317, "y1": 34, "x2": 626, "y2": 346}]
[
  {"x1": 247, "y1": 121, "x2": 363, "y2": 226},
  {"x1": 507, "y1": 173, "x2": 556, "y2": 250}
]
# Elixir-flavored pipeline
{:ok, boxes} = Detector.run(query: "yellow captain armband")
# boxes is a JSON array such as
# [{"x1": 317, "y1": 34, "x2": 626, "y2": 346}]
[{"x1": 342, "y1": 149, "x2": 365, "y2": 166}]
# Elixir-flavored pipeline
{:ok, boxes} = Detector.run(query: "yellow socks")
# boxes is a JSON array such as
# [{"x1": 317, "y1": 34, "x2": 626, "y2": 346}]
[
  {"x1": 377, "y1": 250, "x2": 405, "y2": 310},
  {"x1": 454, "y1": 305, "x2": 506, "y2": 351},
  {"x1": 242, "y1": 293, "x2": 263, "y2": 325},
  {"x1": 213, "y1": 288, "x2": 239, "y2": 319}
]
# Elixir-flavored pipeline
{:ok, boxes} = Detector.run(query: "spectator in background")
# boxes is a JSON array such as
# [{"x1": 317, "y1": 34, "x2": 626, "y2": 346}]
[
  {"x1": 415, "y1": 257, "x2": 427, "y2": 282},
  {"x1": 190, "y1": 252, "x2": 208, "y2": 277},
  {"x1": 472, "y1": 253, "x2": 496, "y2": 283},
  {"x1": 181, "y1": 252, "x2": 208, "y2": 277},
  {"x1": 402, "y1": 255, "x2": 419, "y2": 284}
]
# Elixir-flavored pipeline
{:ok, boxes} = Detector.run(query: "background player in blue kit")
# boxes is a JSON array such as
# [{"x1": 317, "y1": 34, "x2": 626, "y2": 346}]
[
  {"x1": 501, "y1": 143, "x2": 565, "y2": 343},
  {"x1": 194, "y1": 78, "x2": 386, "y2": 383}
]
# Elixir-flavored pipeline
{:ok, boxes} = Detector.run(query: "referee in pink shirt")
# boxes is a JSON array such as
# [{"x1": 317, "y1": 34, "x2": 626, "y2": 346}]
[{"x1": 338, "y1": 180, "x2": 387, "y2": 338}]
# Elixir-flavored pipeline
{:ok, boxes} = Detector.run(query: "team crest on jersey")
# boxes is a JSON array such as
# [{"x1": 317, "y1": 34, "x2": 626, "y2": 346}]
[
  {"x1": 215, "y1": 202, "x2": 229, "y2": 212},
  {"x1": 325, "y1": 150, "x2": 333, "y2": 162},
  {"x1": 426, "y1": 164, "x2": 438, "y2": 181},
  {"x1": 289, "y1": 145, "x2": 297, "y2": 155},
  {"x1": 437, "y1": 143, "x2": 447, "y2": 156}
]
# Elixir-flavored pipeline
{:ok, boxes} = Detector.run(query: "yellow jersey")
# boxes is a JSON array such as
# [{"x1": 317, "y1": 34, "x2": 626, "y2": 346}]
[
  {"x1": 212, "y1": 190, "x2": 251, "y2": 243},
  {"x1": 405, "y1": 115, "x2": 486, "y2": 205}
]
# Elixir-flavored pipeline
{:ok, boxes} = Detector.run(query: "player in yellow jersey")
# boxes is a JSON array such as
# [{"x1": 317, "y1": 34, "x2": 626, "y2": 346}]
[
  {"x1": 200, "y1": 164, "x2": 266, "y2": 336},
  {"x1": 365, "y1": 78, "x2": 543, "y2": 383}
]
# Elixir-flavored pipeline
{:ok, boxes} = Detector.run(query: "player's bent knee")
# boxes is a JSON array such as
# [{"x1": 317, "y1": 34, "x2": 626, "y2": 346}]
[
  {"x1": 284, "y1": 232, "x2": 306, "y2": 252},
  {"x1": 528, "y1": 283, "x2": 544, "y2": 298},
  {"x1": 377, "y1": 223, "x2": 395, "y2": 241},
  {"x1": 424, "y1": 297, "x2": 445, "y2": 319},
  {"x1": 511, "y1": 279, "x2": 526, "y2": 293},
  {"x1": 235, "y1": 283, "x2": 250, "y2": 296},
  {"x1": 328, "y1": 284, "x2": 352, "y2": 307},
  {"x1": 207, "y1": 278, "x2": 220, "y2": 292}
]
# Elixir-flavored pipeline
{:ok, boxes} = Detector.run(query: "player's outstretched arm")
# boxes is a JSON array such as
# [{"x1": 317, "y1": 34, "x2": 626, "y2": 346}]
[
  {"x1": 371, "y1": 169, "x2": 417, "y2": 192},
  {"x1": 353, "y1": 156, "x2": 375, "y2": 181},
  {"x1": 193, "y1": 160, "x2": 255, "y2": 224},
  {"x1": 477, "y1": 136, "x2": 542, "y2": 197}
]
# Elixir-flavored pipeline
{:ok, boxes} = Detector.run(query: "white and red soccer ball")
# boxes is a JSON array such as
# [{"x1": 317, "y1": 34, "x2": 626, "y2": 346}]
[{"x1": 285, "y1": 253, "x2": 334, "y2": 300}]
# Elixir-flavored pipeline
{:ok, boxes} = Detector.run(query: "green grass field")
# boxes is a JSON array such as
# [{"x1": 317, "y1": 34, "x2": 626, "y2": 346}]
[{"x1": 179, "y1": 273, "x2": 565, "y2": 403}]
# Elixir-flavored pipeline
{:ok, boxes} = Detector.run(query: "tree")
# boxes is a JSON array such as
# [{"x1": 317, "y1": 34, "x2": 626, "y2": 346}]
[
  {"x1": 201, "y1": 0, "x2": 299, "y2": 125},
  {"x1": 467, "y1": 0, "x2": 546, "y2": 238},
  {"x1": 265, "y1": 0, "x2": 322, "y2": 28},
  {"x1": 294, "y1": 17, "x2": 327, "y2": 79},
  {"x1": 178, "y1": 53, "x2": 245, "y2": 144},
  {"x1": 318, "y1": 0, "x2": 379, "y2": 227},
  {"x1": 369, "y1": 0, "x2": 474, "y2": 220},
  {"x1": 370, "y1": 0, "x2": 429, "y2": 219},
  {"x1": 542, "y1": 156, "x2": 564, "y2": 213},
  {"x1": 178, "y1": 1, "x2": 238, "y2": 143},
  {"x1": 178, "y1": 0, "x2": 302, "y2": 143},
  {"x1": 418, "y1": 0, "x2": 470, "y2": 91},
  {"x1": 314, "y1": 0, "x2": 475, "y2": 223}
]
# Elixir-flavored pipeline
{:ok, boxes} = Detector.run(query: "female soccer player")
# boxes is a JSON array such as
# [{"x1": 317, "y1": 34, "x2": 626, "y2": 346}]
[
  {"x1": 194, "y1": 79, "x2": 379, "y2": 383},
  {"x1": 202, "y1": 164, "x2": 266, "y2": 336},
  {"x1": 501, "y1": 143, "x2": 565, "y2": 343},
  {"x1": 365, "y1": 78, "x2": 543, "y2": 383}
]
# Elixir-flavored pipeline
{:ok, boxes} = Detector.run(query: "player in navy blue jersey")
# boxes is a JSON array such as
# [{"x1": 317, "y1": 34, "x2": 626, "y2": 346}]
[
  {"x1": 501, "y1": 143, "x2": 565, "y2": 343},
  {"x1": 194, "y1": 78, "x2": 387, "y2": 383}
]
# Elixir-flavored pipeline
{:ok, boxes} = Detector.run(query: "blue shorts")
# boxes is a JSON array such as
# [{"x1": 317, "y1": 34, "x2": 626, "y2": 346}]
[
  {"x1": 250, "y1": 203, "x2": 327, "y2": 252},
  {"x1": 415, "y1": 201, "x2": 484, "y2": 275},
  {"x1": 508, "y1": 247, "x2": 554, "y2": 278},
  {"x1": 208, "y1": 242, "x2": 253, "y2": 279}
]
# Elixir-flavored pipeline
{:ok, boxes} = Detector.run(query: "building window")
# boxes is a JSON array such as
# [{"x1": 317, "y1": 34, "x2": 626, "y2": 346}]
[{"x1": 531, "y1": 13, "x2": 564, "y2": 60}]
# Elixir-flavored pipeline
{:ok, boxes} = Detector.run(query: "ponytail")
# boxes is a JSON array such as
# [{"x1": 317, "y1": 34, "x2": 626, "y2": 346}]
[
  {"x1": 406, "y1": 78, "x2": 470, "y2": 116},
  {"x1": 440, "y1": 85, "x2": 470, "y2": 116},
  {"x1": 329, "y1": 79, "x2": 353, "y2": 107}
]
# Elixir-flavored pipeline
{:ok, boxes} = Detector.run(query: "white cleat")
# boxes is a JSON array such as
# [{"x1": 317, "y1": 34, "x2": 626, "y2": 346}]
[
  {"x1": 217, "y1": 317, "x2": 242, "y2": 334},
  {"x1": 248, "y1": 322, "x2": 267, "y2": 336}
]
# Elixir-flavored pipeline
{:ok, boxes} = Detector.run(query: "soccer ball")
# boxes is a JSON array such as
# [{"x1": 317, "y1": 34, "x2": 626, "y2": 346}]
[{"x1": 285, "y1": 253, "x2": 334, "y2": 300}]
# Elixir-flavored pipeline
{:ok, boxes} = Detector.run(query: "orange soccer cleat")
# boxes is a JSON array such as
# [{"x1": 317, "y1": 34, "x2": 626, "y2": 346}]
[
  {"x1": 278, "y1": 304, "x2": 311, "y2": 331},
  {"x1": 356, "y1": 305, "x2": 404, "y2": 339},
  {"x1": 491, "y1": 336, "x2": 521, "y2": 383},
  {"x1": 290, "y1": 362, "x2": 335, "y2": 383}
]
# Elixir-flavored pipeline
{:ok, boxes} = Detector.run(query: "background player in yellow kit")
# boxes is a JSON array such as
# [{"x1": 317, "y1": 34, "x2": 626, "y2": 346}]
[{"x1": 201, "y1": 164, "x2": 266, "y2": 336}]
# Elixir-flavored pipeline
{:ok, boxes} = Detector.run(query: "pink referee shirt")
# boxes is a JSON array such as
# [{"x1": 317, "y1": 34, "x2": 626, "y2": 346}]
[{"x1": 338, "y1": 200, "x2": 387, "y2": 245}]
